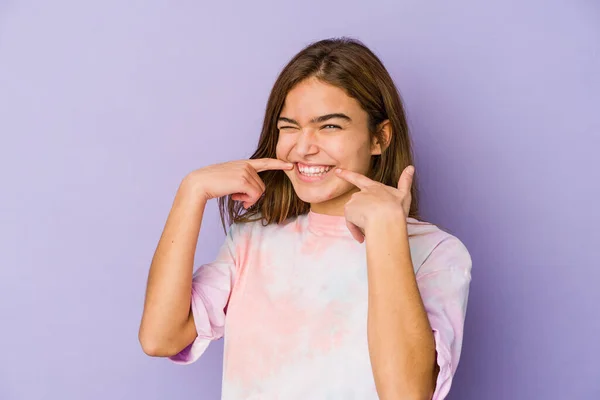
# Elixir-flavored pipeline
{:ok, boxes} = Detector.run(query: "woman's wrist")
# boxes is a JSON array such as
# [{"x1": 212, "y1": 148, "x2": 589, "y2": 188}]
[
  {"x1": 364, "y1": 209, "x2": 407, "y2": 237},
  {"x1": 177, "y1": 174, "x2": 209, "y2": 208}
]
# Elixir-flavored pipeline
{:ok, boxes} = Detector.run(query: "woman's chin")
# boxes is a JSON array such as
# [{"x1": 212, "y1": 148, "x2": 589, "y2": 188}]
[{"x1": 293, "y1": 186, "x2": 344, "y2": 206}]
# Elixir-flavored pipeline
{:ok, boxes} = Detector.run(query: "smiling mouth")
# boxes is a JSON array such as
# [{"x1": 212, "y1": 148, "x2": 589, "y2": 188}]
[{"x1": 296, "y1": 163, "x2": 334, "y2": 177}]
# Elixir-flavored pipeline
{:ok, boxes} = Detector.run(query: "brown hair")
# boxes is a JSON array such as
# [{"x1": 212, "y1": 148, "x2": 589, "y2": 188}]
[{"x1": 219, "y1": 37, "x2": 431, "y2": 231}]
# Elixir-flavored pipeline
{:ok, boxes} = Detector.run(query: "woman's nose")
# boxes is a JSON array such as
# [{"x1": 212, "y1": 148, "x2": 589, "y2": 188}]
[{"x1": 295, "y1": 130, "x2": 319, "y2": 156}]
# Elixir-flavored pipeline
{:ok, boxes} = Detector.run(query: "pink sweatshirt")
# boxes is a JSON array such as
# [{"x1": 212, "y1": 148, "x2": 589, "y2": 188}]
[{"x1": 170, "y1": 211, "x2": 472, "y2": 399}]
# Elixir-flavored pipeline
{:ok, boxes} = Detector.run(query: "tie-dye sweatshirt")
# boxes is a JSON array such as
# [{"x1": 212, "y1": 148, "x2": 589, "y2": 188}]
[{"x1": 170, "y1": 210, "x2": 472, "y2": 399}]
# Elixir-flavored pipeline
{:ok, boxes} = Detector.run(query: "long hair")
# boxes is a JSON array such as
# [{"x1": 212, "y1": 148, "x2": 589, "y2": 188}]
[{"x1": 219, "y1": 37, "x2": 426, "y2": 231}]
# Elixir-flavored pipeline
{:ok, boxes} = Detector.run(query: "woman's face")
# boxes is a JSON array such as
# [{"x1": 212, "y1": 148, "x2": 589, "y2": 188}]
[{"x1": 276, "y1": 77, "x2": 383, "y2": 216}]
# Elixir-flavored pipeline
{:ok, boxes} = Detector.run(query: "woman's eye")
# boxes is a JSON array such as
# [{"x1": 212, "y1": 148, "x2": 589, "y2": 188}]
[{"x1": 278, "y1": 126, "x2": 296, "y2": 131}]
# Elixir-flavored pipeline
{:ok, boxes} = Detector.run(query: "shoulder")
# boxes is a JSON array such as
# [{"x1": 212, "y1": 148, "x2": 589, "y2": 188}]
[
  {"x1": 228, "y1": 213, "x2": 298, "y2": 241},
  {"x1": 407, "y1": 217, "x2": 472, "y2": 275},
  {"x1": 227, "y1": 217, "x2": 264, "y2": 240}
]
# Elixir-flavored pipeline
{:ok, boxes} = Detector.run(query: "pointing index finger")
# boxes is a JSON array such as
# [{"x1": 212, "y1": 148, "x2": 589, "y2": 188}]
[
  {"x1": 334, "y1": 168, "x2": 374, "y2": 190},
  {"x1": 248, "y1": 158, "x2": 294, "y2": 172}
]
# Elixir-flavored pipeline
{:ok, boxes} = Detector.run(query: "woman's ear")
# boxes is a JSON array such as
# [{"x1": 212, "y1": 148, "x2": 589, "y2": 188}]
[{"x1": 371, "y1": 120, "x2": 392, "y2": 155}]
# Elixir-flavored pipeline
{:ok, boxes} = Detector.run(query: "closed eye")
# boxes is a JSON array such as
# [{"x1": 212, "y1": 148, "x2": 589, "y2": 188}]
[{"x1": 278, "y1": 124, "x2": 341, "y2": 131}]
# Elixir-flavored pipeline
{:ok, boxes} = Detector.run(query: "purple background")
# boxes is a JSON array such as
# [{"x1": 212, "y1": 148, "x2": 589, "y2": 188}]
[{"x1": 1, "y1": 1, "x2": 598, "y2": 399}]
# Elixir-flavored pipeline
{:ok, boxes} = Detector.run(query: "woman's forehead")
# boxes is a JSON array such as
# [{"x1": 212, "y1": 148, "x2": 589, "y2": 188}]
[{"x1": 280, "y1": 81, "x2": 366, "y2": 123}]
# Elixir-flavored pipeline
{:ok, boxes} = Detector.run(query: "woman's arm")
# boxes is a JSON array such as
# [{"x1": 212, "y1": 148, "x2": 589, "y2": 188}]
[
  {"x1": 334, "y1": 165, "x2": 436, "y2": 397},
  {"x1": 139, "y1": 158, "x2": 293, "y2": 358},
  {"x1": 138, "y1": 176, "x2": 207, "y2": 357},
  {"x1": 335, "y1": 166, "x2": 470, "y2": 399},
  {"x1": 365, "y1": 217, "x2": 437, "y2": 400}
]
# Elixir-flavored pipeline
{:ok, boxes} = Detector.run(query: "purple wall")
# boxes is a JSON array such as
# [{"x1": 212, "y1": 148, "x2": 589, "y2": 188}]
[{"x1": 1, "y1": 1, "x2": 598, "y2": 399}]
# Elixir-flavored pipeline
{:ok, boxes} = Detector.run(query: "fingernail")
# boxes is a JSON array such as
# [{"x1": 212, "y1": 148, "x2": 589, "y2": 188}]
[{"x1": 335, "y1": 168, "x2": 342, "y2": 173}]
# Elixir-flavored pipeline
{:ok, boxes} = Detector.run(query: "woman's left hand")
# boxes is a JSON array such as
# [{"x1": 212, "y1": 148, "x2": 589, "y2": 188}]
[{"x1": 334, "y1": 165, "x2": 415, "y2": 243}]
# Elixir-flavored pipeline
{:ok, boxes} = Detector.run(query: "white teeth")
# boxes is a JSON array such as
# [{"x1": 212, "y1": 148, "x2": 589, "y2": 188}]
[{"x1": 298, "y1": 165, "x2": 332, "y2": 176}]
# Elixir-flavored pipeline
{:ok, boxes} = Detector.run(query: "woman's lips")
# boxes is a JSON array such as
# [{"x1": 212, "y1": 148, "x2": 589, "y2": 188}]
[{"x1": 294, "y1": 162, "x2": 335, "y2": 183}]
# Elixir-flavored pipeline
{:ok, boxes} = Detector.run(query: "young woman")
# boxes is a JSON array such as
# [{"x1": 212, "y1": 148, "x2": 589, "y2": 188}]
[{"x1": 139, "y1": 37, "x2": 472, "y2": 400}]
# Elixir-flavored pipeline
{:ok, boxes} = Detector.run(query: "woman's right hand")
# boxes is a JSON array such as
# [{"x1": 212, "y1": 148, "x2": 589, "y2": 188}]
[{"x1": 184, "y1": 158, "x2": 294, "y2": 209}]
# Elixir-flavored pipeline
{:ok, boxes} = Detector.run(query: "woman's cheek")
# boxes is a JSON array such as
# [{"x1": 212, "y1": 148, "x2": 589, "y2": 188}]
[
  {"x1": 275, "y1": 143, "x2": 285, "y2": 160},
  {"x1": 275, "y1": 137, "x2": 292, "y2": 160}
]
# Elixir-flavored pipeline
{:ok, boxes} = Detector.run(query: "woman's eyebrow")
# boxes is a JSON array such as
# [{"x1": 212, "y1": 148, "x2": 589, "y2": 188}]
[
  {"x1": 277, "y1": 113, "x2": 352, "y2": 125},
  {"x1": 311, "y1": 113, "x2": 352, "y2": 123},
  {"x1": 277, "y1": 117, "x2": 300, "y2": 125}
]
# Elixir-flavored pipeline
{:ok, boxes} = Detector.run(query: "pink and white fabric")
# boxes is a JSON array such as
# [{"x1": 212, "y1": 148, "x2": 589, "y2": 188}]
[{"x1": 170, "y1": 211, "x2": 472, "y2": 399}]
